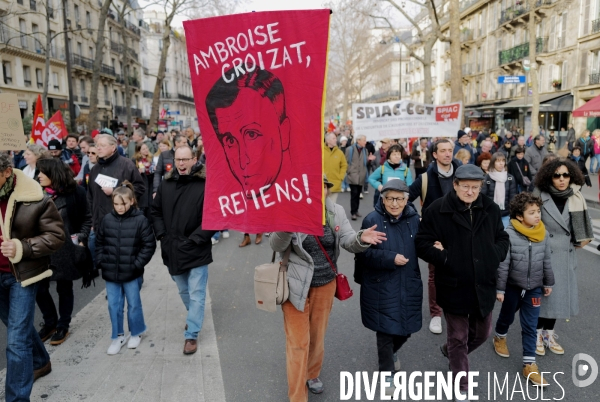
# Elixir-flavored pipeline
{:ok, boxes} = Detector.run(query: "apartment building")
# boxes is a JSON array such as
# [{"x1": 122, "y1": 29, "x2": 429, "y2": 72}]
[
  {"x1": 0, "y1": 0, "x2": 144, "y2": 131},
  {"x1": 405, "y1": 0, "x2": 600, "y2": 134},
  {"x1": 141, "y1": 10, "x2": 197, "y2": 133}
]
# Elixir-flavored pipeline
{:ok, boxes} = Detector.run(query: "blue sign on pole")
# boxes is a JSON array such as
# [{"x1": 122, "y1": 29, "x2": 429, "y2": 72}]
[{"x1": 498, "y1": 76, "x2": 526, "y2": 84}]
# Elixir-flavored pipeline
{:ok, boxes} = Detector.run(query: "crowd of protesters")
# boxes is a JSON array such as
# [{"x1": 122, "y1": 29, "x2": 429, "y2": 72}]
[
  {"x1": 1, "y1": 125, "x2": 210, "y2": 401},
  {"x1": 0, "y1": 120, "x2": 598, "y2": 402}
]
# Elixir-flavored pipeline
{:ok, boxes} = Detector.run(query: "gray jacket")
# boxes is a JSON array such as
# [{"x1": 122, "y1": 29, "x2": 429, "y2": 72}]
[
  {"x1": 345, "y1": 144, "x2": 368, "y2": 186},
  {"x1": 496, "y1": 224, "x2": 554, "y2": 293},
  {"x1": 524, "y1": 145, "x2": 548, "y2": 176},
  {"x1": 269, "y1": 198, "x2": 370, "y2": 312}
]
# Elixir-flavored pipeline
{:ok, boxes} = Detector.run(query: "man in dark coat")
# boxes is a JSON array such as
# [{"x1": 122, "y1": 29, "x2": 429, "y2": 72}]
[
  {"x1": 151, "y1": 146, "x2": 216, "y2": 355},
  {"x1": 415, "y1": 164, "x2": 509, "y2": 397},
  {"x1": 566, "y1": 124, "x2": 576, "y2": 152},
  {"x1": 358, "y1": 180, "x2": 422, "y2": 380},
  {"x1": 408, "y1": 138, "x2": 457, "y2": 335},
  {"x1": 86, "y1": 134, "x2": 145, "y2": 266},
  {"x1": 152, "y1": 134, "x2": 188, "y2": 196},
  {"x1": 453, "y1": 130, "x2": 475, "y2": 164}
]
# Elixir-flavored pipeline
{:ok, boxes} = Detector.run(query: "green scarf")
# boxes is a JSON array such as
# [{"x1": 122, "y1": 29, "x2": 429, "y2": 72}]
[{"x1": 0, "y1": 173, "x2": 15, "y2": 200}]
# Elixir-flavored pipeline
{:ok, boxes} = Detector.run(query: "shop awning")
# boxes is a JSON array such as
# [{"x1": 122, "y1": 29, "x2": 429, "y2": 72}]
[
  {"x1": 572, "y1": 94, "x2": 600, "y2": 118},
  {"x1": 486, "y1": 91, "x2": 572, "y2": 111}
]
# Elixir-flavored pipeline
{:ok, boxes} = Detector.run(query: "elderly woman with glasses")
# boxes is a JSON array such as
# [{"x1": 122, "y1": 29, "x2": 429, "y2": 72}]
[{"x1": 356, "y1": 180, "x2": 422, "y2": 396}]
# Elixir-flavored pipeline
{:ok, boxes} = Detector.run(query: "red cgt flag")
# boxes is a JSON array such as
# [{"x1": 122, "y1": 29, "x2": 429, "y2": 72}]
[
  {"x1": 31, "y1": 94, "x2": 45, "y2": 144},
  {"x1": 33, "y1": 111, "x2": 68, "y2": 147}
]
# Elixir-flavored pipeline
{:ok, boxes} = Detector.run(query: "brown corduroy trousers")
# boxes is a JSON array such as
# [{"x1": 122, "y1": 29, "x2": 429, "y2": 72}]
[{"x1": 281, "y1": 279, "x2": 336, "y2": 402}]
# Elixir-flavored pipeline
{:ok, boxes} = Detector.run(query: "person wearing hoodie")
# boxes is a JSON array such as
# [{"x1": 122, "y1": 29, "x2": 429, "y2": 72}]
[
  {"x1": 453, "y1": 130, "x2": 475, "y2": 164},
  {"x1": 492, "y1": 193, "x2": 554, "y2": 386},
  {"x1": 357, "y1": 180, "x2": 422, "y2": 396},
  {"x1": 368, "y1": 145, "x2": 413, "y2": 207}
]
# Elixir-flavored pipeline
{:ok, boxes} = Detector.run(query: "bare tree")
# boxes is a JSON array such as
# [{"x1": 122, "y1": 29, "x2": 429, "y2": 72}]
[
  {"x1": 372, "y1": 0, "x2": 449, "y2": 104},
  {"x1": 114, "y1": 1, "x2": 135, "y2": 134},
  {"x1": 87, "y1": 0, "x2": 113, "y2": 131},
  {"x1": 448, "y1": 0, "x2": 463, "y2": 125},
  {"x1": 527, "y1": 0, "x2": 539, "y2": 137}
]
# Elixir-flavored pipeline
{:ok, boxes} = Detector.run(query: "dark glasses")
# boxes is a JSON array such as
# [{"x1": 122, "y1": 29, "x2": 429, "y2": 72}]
[
  {"x1": 553, "y1": 172, "x2": 570, "y2": 179},
  {"x1": 88, "y1": 152, "x2": 97, "y2": 155}
]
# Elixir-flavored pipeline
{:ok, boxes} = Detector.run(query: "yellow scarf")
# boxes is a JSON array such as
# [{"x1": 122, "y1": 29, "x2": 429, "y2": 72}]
[{"x1": 510, "y1": 219, "x2": 546, "y2": 243}]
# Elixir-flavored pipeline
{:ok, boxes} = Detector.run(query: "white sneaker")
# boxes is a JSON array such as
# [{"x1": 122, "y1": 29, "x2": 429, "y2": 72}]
[
  {"x1": 359, "y1": 193, "x2": 363, "y2": 199},
  {"x1": 221, "y1": 231, "x2": 230, "y2": 239},
  {"x1": 128, "y1": 335, "x2": 142, "y2": 349},
  {"x1": 429, "y1": 316, "x2": 442, "y2": 334},
  {"x1": 393, "y1": 352, "x2": 401, "y2": 371},
  {"x1": 211, "y1": 238, "x2": 219, "y2": 245},
  {"x1": 107, "y1": 334, "x2": 130, "y2": 355}
]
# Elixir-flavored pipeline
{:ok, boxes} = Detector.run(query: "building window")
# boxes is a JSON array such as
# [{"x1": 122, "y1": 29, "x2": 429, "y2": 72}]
[
  {"x1": 2, "y1": 61, "x2": 12, "y2": 84},
  {"x1": 32, "y1": 24, "x2": 41, "y2": 52},
  {"x1": 79, "y1": 79, "x2": 86, "y2": 98},
  {"x1": 77, "y1": 42, "x2": 82, "y2": 56},
  {"x1": 74, "y1": 4, "x2": 79, "y2": 23},
  {"x1": 104, "y1": 85, "x2": 109, "y2": 104},
  {"x1": 86, "y1": 11, "x2": 91, "y2": 29},
  {"x1": 23, "y1": 66, "x2": 32, "y2": 87},
  {"x1": 19, "y1": 19, "x2": 27, "y2": 48},
  {"x1": 89, "y1": 46, "x2": 94, "y2": 60},
  {"x1": 36, "y1": 68, "x2": 43, "y2": 89},
  {"x1": 53, "y1": 72, "x2": 59, "y2": 90},
  {"x1": 113, "y1": 89, "x2": 118, "y2": 106}
]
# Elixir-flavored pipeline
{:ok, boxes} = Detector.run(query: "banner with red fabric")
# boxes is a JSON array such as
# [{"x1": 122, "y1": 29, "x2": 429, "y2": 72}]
[
  {"x1": 31, "y1": 94, "x2": 45, "y2": 145},
  {"x1": 183, "y1": 10, "x2": 330, "y2": 235}
]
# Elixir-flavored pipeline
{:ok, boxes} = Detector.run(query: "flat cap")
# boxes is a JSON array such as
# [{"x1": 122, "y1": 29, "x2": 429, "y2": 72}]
[
  {"x1": 381, "y1": 179, "x2": 409, "y2": 194},
  {"x1": 455, "y1": 164, "x2": 485, "y2": 181}
]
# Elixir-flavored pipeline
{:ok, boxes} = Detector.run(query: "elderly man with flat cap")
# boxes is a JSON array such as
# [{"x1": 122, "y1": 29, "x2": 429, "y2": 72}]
[{"x1": 415, "y1": 164, "x2": 509, "y2": 400}]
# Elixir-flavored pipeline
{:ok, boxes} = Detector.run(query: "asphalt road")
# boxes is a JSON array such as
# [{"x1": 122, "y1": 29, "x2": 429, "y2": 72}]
[
  {"x1": 209, "y1": 192, "x2": 600, "y2": 402},
  {"x1": 0, "y1": 277, "x2": 105, "y2": 371}
]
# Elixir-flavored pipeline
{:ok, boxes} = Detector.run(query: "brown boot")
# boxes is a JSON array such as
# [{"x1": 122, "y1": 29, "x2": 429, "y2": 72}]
[
  {"x1": 239, "y1": 234, "x2": 251, "y2": 247},
  {"x1": 183, "y1": 339, "x2": 197, "y2": 355},
  {"x1": 255, "y1": 233, "x2": 263, "y2": 244}
]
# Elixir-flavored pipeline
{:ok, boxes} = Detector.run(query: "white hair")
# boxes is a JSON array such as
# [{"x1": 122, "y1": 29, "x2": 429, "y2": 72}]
[{"x1": 356, "y1": 135, "x2": 366, "y2": 141}]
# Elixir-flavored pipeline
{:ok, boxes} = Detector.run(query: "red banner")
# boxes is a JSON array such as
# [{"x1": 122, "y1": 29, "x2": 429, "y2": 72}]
[
  {"x1": 44, "y1": 111, "x2": 69, "y2": 142},
  {"x1": 184, "y1": 10, "x2": 330, "y2": 235},
  {"x1": 31, "y1": 94, "x2": 45, "y2": 145}
]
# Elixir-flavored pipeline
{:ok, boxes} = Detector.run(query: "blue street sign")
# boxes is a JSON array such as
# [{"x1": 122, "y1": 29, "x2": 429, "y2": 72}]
[
  {"x1": 167, "y1": 110, "x2": 180, "y2": 115},
  {"x1": 498, "y1": 76, "x2": 526, "y2": 84}
]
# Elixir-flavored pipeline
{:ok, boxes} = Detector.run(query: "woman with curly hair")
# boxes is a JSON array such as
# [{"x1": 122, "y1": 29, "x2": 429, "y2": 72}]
[{"x1": 532, "y1": 158, "x2": 593, "y2": 356}]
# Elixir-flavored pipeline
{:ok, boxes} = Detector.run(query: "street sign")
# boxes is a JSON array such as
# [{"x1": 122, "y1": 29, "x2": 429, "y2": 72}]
[{"x1": 498, "y1": 76, "x2": 526, "y2": 84}]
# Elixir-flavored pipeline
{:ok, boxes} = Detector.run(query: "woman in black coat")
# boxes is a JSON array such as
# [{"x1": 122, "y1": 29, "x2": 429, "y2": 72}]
[
  {"x1": 357, "y1": 181, "x2": 422, "y2": 384},
  {"x1": 35, "y1": 158, "x2": 92, "y2": 345},
  {"x1": 481, "y1": 152, "x2": 517, "y2": 228}
]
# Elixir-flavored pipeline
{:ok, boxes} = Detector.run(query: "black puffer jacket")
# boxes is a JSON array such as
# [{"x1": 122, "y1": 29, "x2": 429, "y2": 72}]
[
  {"x1": 481, "y1": 173, "x2": 517, "y2": 217},
  {"x1": 96, "y1": 208, "x2": 156, "y2": 283}
]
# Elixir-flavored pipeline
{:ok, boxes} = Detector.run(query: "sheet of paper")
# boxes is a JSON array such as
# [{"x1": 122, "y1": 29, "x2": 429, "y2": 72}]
[
  {"x1": 95, "y1": 173, "x2": 118, "y2": 188},
  {"x1": 0, "y1": 93, "x2": 27, "y2": 150}
]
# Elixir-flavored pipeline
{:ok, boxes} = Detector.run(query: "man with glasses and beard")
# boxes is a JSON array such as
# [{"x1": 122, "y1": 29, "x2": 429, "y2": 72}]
[{"x1": 151, "y1": 146, "x2": 216, "y2": 355}]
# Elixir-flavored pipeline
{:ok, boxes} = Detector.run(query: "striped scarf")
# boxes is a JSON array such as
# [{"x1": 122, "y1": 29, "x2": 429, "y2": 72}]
[{"x1": 549, "y1": 184, "x2": 594, "y2": 243}]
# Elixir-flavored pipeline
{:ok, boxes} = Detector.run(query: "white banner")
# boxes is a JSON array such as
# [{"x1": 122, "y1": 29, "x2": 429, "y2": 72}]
[{"x1": 352, "y1": 100, "x2": 462, "y2": 141}]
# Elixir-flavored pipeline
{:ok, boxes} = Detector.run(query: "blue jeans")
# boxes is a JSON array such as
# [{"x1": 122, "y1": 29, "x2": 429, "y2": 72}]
[
  {"x1": 105, "y1": 278, "x2": 146, "y2": 339},
  {"x1": 0, "y1": 273, "x2": 50, "y2": 402},
  {"x1": 88, "y1": 229, "x2": 96, "y2": 267},
  {"x1": 501, "y1": 215, "x2": 510, "y2": 228},
  {"x1": 171, "y1": 265, "x2": 208, "y2": 340},
  {"x1": 590, "y1": 154, "x2": 600, "y2": 174},
  {"x1": 495, "y1": 284, "x2": 543, "y2": 360}
]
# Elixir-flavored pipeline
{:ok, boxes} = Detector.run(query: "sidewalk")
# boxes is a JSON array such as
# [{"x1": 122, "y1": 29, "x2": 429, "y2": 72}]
[
  {"x1": 581, "y1": 172, "x2": 600, "y2": 209},
  {"x1": 0, "y1": 251, "x2": 226, "y2": 402}
]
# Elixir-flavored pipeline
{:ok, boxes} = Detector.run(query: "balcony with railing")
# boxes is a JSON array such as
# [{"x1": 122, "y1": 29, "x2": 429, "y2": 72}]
[
  {"x1": 498, "y1": 37, "x2": 547, "y2": 66},
  {"x1": 592, "y1": 19, "x2": 600, "y2": 34},
  {"x1": 362, "y1": 90, "x2": 401, "y2": 103},
  {"x1": 178, "y1": 94, "x2": 194, "y2": 103},
  {"x1": 125, "y1": 20, "x2": 140, "y2": 36},
  {"x1": 499, "y1": 4, "x2": 529, "y2": 25},
  {"x1": 115, "y1": 74, "x2": 125, "y2": 84},
  {"x1": 128, "y1": 76, "x2": 140, "y2": 87},
  {"x1": 143, "y1": 90, "x2": 153, "y2": 98},
  {"x1": 127, "y1": 48, "x2": 138, "y2": 60},
  {"x1": 459, "y1": 0, "x2": 482, "y2": 11},
  {"x1": 110, "y1": 40, "x2": 121, "y2": 52},
  {"x1": 590, "y1": 73, "x2": 600, "y2": 85},
  {"x1": 72, "y1": 54, "x2": 94, "y2": 70},
  {"x1": 101, "y1": 64, "x2": 115, "y2": 76}
]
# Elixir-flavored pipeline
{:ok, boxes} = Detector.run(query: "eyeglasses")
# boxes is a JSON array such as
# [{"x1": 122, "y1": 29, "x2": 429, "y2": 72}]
[
  {"x1": 87, "y1": 152, "x2": 96, "y2": 155},
  {"x1": 553, "y1": 172, "x2": 570, "y2": 179},
  {"x1": 175, "y1": 158, "x2": 193, "y2": 163},
  {"x1": 458, "y1": 184, "x2": 481, "y2": 192},
  {"x1": 384, "y1": 196, "x2": 407, "y2": 204}
]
